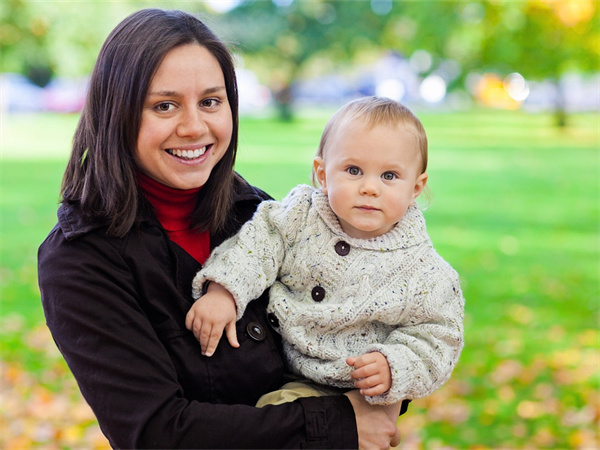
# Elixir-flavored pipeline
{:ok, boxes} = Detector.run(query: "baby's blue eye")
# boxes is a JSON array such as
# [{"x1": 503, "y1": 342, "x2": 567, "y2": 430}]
[
  {"x1": 382, "y1": 172, "x2": 397, "y2": 181},
  {"x1": 347, "y1": 166, "x2": 361, "y2": 176}
]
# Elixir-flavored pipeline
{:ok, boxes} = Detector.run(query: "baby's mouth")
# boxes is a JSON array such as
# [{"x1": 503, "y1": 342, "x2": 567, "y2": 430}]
[{"x1": 166, "y1": 146, "x2": 209, "y2": 160}]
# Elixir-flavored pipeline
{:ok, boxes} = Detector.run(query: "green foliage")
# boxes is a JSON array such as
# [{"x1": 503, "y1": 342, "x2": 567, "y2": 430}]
[
  {"x1": 214, "y1": 0, "x2": 599, "y2": 120},
  {"x1": 2, "y1": 1, "x2": 598, "y2": 84},
  {"x1": 2, "y1": 0, "x2": 597, "y2": 119},
  {"x1": 1, "y1": 110, "x2": 597, "y2": 448},
  {"x1": 0, "y1": 1, "x2": 209, "y2": 80},
  {"x1": 472, "y1": 1, "x2": 600, "y2": 79},
  {"x1": 219, "y1": 1, "x2": 599, "y2": 84}
]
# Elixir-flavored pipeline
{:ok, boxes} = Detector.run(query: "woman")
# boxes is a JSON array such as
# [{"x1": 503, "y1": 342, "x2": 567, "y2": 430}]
[{"x1": 37, "y1": 8, "x2": 401, "y2": 449}]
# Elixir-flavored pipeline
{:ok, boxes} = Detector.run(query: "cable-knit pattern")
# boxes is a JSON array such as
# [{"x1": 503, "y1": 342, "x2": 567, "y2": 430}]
[{"x1": 193, "y1": 184, "x2": 464, "y2": 405}]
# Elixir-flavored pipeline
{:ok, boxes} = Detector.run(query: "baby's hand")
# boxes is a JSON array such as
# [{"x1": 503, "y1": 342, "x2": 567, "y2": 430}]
[
  {"x1": 185, "y1": 282, "x2": 239, "y2": 356},
  {"x1": 346, "y1": 352, "x2": 392, "y2": 397}
]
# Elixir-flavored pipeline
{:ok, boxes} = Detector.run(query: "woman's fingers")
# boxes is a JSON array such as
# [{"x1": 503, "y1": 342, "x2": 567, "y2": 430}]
[
  {"x1": 390, "y1": 427, "x2": 401, "y2": 448},
  {"x1": 344, "y1": 390, "x2": 399, "y2": 449}
]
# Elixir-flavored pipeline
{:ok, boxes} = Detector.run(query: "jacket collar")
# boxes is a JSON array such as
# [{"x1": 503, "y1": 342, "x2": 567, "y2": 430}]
[
  {"x1": 57, "y1": 173, "x2": 268, "y2": 241},
  {"x1": 57, "y1": 202, "x2": 108, "y2": 240}
]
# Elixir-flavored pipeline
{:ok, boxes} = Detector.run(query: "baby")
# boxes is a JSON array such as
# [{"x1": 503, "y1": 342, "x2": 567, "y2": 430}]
[{"x1": 187, "y1": 96, "x2": 464, "y2": 407}]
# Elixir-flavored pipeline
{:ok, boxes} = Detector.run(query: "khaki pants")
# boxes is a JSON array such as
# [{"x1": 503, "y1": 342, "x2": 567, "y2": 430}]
[
  {"x1": 256, "y1": 379, "x2": 347, "y2": 407},
  {"x1": 258, "y1": 379, "x2": 408, "y2": 449}
]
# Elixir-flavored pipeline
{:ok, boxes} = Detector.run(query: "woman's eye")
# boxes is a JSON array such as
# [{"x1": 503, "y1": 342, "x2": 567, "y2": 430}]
[
  {"x1": 201, "y1": 98, "x2": 221, "y2": 108},
  {"x1": 382, "y1": 172, "x2": 397, "y2": 181},
  {"x1": 155, "y1": 102, "x2": 174, "y2": 112},
  {"x1": 347, "y1": 166, "x2": 361, "y2": 176}
]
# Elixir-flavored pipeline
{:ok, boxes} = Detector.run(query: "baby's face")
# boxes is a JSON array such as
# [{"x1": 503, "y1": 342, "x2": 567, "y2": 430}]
[{"x1": 313, "y1": 121, "x2": 427, "y2": 239}]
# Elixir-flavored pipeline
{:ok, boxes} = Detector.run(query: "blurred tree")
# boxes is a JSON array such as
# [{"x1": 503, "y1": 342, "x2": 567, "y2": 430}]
[
  {"x1": 0, "y1": 1, "x2": 190, "y2": 82},
  {"x1": 217, "y1": 0, "x2": 400, "y2": 120},
  {"x1": 0, "y1": 0, "x2": 54, "y2": 85},
  {"x1": 471, "y1": 0, "x2": 599, "y2": 126},
  {"x1": 214, "y1": 1, "x2": 483, "y2": 119},
  {"x1": 2, "y1": 0, "x2": 596, "y2": 123},
  {"x1": 219, "y1": 0, "x2": 598, "y2": 123}
]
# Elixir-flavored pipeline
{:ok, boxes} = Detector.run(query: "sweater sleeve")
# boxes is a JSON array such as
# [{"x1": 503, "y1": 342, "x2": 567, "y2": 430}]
[
  {"x1": 193, "y1": 186, "x2": 309, "y2": 320},
  {"x1": 365, "y1": 261, "x2": 465, "y2": 405}
]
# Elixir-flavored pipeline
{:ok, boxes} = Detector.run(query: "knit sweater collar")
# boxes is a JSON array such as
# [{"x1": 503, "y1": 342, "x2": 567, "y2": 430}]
[
  {"x1": 137, "y1": 172, "x2": 201, "y2": 232},
  {"x1": 311, "y1": 187, "x2": 430, "y2": 250}
]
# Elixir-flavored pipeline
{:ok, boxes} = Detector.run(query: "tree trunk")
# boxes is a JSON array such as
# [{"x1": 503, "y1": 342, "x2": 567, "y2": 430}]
[
  {"x1": 274, "y1": 83, "x2": 293, "y2": 121},
  {"x1": 554, "y1": 79, "x2": 567, "y2": 128}
]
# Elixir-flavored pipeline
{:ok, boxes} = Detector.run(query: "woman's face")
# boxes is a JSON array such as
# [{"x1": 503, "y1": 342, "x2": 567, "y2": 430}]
[{"x1": 136, "y1": 43, "x2": 233, "y2": 190}]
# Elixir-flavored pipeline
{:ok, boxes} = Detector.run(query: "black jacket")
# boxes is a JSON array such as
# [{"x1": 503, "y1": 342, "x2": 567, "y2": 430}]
[{"x1": 38, "y1": 176, "x2": 358, "y2": 449}]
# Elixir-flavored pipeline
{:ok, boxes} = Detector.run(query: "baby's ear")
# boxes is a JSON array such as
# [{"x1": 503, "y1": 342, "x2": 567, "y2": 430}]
[
  {"x1": 313, "y1": 157, "x2": 327, "y2": 193},
  {"x1": 412, "y1": 172, "x2": 428, "y2": 200}
]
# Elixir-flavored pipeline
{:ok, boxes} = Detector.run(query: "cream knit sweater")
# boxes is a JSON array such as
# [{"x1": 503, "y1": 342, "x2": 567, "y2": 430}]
[{"x1": 193, "y1": 185, "x2": 464, "y2": 405}]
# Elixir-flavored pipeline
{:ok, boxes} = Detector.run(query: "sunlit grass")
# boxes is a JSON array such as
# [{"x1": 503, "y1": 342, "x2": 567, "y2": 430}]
[{"x1": 1, "y1": 109, "x2": 598, "y2": 448}]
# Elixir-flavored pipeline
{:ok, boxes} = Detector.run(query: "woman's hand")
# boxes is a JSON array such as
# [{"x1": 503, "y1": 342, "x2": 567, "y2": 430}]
[{"x1": 344, "y1": 390, "x2": 401, "y2": 449}]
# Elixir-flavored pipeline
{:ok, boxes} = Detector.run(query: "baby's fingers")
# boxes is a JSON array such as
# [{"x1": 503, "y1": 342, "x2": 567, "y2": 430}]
[
  {"x1": 225, "y1": 321, "x2": 240, "y2": 349},
  {"x1": 185, "y1": 309, "x2": 196, "y2": 331},
  {"x1": 353, "y1": 373, "x2": 388, "y2": 396},
  {"x1": 353, "y1": 372, "x2": 385, "y2": 389},
  {"x1": 358, "y1": 382, "x2": 388, "y2": 397},
  {"x1": 349, "y1": 364, "x2": 376, "y2": 380},
  {"x1": 200, "y1": 323, "x2": 224, "y2": 357},
  {"x1": 186, "y1": 313, "x2": 205, "y2": 344}
]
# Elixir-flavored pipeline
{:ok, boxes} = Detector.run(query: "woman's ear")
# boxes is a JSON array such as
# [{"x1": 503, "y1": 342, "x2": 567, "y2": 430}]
[
  {"x1": 313, "y1": 157, "x2": 327, "y2": 193},
  {"x1": 412, "y1": 172, "x2": 428, "y2": 200}
]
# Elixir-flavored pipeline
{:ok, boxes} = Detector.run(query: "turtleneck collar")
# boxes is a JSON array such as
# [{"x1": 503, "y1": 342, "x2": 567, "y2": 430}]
[
  {"x1": 136, "y1": 171, "x2": 210, "y2": 265},
  {"x1": 136, "y1": 171, "x2": 202, "y2": 232}
]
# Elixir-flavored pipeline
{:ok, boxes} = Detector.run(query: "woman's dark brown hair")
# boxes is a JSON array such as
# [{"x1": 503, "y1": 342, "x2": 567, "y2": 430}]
[{"x1": 61, "y1": 8, "x2": 239, "y2": 236}]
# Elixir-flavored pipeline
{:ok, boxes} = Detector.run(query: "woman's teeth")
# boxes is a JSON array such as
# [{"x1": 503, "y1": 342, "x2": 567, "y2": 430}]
[{"x1": 167, "y1": 147, "x2": 207, "y2": 160}]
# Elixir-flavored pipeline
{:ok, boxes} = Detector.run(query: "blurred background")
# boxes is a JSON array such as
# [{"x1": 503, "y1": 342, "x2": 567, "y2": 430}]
[
  {"x1": 1, "y1": 0, "x2": 598, "y2": 448},
  {"x1": 2, "y1": 0, "x2": 600, "y2": 119}
]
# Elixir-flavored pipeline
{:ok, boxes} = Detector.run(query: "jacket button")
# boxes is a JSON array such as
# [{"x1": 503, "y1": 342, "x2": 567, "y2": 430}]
[
  {"x1": 267, "y1": 312, "x2": 280, "y2": 328},
  {"x1": 246, "y1": 322, "x2": 266, "y2": 341},
  {"x1": 335, "y1": 240, "x2": 350, "y2": 256},
  {"x1": 311, "y1": 286, "x2": 326, "y2": 302}
]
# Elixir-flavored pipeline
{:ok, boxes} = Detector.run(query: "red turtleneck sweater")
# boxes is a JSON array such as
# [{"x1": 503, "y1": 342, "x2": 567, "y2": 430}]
[{"x1": 137, "y1": 172, "x2": 210, "y2": 265}]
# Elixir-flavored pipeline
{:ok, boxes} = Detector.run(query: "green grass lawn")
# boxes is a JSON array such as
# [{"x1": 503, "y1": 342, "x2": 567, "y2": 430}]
[{"x1": 1, "y1": 109, "x2": 598, "y2": 449}]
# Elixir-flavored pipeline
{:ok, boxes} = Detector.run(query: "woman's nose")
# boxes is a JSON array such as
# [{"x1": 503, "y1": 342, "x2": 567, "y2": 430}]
[{"x1": 177, "y1": 108, "x2": 208, "y2": 138}]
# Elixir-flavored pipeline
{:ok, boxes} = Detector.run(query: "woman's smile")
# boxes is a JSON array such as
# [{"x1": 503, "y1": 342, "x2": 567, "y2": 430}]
[{"x1": 166, "y1": 145, "x2": 211, "y2": 161}]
